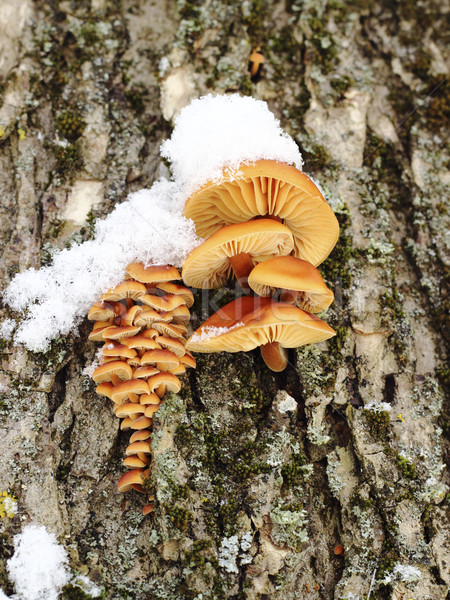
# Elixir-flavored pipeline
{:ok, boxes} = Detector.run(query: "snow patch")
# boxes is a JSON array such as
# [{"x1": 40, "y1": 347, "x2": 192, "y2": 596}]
[
  {"x1": 160, "y1": 94, "x2": 303, "y2": 198},
  {"x1": 189, "y1": 322, "x2": 244, "y2": 343},
  {"x1": 6, "y1": 525, "x2": 70, "y2": 600}
]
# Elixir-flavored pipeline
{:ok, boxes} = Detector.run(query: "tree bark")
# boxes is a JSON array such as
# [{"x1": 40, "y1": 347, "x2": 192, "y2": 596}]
[{"x1": 0, "y1": 0, "x2": 448, "y2": 599}]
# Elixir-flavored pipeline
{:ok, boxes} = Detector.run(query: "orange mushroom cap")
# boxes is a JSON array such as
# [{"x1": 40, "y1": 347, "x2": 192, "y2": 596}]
[
  {"x1": 125, "y1": 263, "x2": 181, "y2": 284},
  {"x1": 248, "y1": 256, "x2": 334, "y2": 313},
  {"x1": 186, "y1": 296, "x2": 335, "y2": 353},
  {"x1": 182, "y1": 219, "x2": 294, "y2": 288},
  {"x1": 184, "y1": 159, "x2": 339, "y2": 266}
]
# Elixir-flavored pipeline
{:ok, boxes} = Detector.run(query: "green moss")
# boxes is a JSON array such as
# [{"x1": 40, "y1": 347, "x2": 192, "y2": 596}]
[
  {"x1": 303, "y1": 144, "x2": 333, "y2": 172},
  {"x1": 166, "y1": 505, "x2": 192, "y2": 532},
  {"x1": 56, "y1": 110, "x2": 85, "y2": 142},
  {"x1": 281, "y1": 452, "x2": 308, "y2": 488},
  {"x1": 61, "y1": 584, "x2": 104, "y2": 600},
  {"x1": 53, "y1": 142, "x2": 84, "y2": 177},
  {"x1": 330, "y1": 75, "x2": 354, "y2": 96},
  {"x1": 396, "y1": 454, "x2": 417, "y2": 480},
  {"x1": 242, "y1": 0, "x2": 268, "y2": 44},
  {"x1": 424, "y1": 74, "x2": 450, "y2": 133},
  {"x1": 363, "y1": 409, "x2": 391, "y2": 440}
]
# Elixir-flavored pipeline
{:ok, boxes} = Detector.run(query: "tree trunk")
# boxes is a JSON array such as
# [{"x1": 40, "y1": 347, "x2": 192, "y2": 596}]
[{"x1": 0, "y1": 1, "x2": 448, "y2": 599}]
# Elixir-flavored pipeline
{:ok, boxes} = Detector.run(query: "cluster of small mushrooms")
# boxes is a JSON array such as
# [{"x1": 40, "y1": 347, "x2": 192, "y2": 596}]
[
  {"x1": 183, "y1": 159, "x2": 339, "y2": 372},
  {"x1": 88, "y1": 159, "x2": 339, "y2": 513},
  {"x1": 88, "y1": 263, "x2": 196, "y2": 515}
]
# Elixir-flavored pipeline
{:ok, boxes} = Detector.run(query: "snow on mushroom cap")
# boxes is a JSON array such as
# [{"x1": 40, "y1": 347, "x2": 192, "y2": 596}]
[{"x1": 160, "y1": 94, "x2": 303, "y2": 198}]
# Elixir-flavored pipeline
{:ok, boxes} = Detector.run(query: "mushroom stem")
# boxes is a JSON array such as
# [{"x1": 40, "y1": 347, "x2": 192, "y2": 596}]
[
  {"x1": 280, "y1": 288, "x2": 299, "y2": 303},
  {"x1": 229, "y1": 253, "x2": 254, "y2": 290},
  {"x1": 260, "y1": 342, "x2": 288, "y2": 372}
]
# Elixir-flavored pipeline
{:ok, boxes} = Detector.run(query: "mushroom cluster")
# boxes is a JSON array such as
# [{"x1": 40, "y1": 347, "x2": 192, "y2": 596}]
[
  {"x1": 88, "y1": 262, "x2": 196, "y2": 514},
  {"x1": 182, "y1": 159, "x2": 339, "y2": 371}
]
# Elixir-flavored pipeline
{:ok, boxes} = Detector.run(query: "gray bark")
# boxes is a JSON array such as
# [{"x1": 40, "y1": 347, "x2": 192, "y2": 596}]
[{"x1": 0, "y1": 0, "x2": 449, "y2": 599}]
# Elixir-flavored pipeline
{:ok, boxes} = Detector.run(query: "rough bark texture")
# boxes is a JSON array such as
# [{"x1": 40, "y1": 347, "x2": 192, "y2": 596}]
[{"x1": 0, "y1": 0, "x2": 449, "y2": 599}]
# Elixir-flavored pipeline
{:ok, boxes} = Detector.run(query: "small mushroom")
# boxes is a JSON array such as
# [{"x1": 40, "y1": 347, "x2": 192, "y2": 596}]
[
  {"x1": 248, "y1": 255, "x2": 334, "y2": 313},
  {"x1": 125, "y1": 263, "x2": 181, "y2": 284},
  {"x1": 182, "y1": 219, "x2": 294, "y2": 289},
  {"x1": 249, "y1": 47, "x2": 265, "y2": 78}
]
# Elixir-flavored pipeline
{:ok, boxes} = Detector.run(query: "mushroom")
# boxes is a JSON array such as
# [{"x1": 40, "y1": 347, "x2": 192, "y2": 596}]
[
  {"x1": 184, "y1": 159, "x2": 339, "y2": 266},
  {"x1": 186, "y1": 296, "x2": 335, "y2": 372},
  {"x1": 182, "y1": 219, "x2": 294, "y2": 289},
  {"x1": 88, "y1": 262, "x2": 194, "y2": 515},
  {"x1": 248, "y1": 255, "x2": 334, "y2": 313},
  {"x1": 249, "y1": 47, "x2": 265, "y2": 78}
]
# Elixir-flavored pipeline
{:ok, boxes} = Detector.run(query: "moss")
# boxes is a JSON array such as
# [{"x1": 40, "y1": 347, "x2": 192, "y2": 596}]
[
  {"x1": 166, "y1": 505, "x2": 192, "y2": 532},
  {"x1": 396, "y1": 454, "x2": 417, "y2": 480},
  {"x1": 61, "y1": 584, "x2": 104, "y2": 600},
  {"x1": 319, "y1": 208, "x2": 355, "y2": 291},
  {"x1": 242, "y1": 0, "x2": 268, "y2": 45},
  {"x1": 424, "y1": 74, "x2": 450, "y2": 133},
  {"x1": 53, "y1": 142, "x2": 84, "y2": 177},
  {"x1": 380, "y1": 288, "x2": 408, "y2": 366},
  {"x1": 330, "y1": 75, "x2": 354, "y2": 96},
  {"x1": 56, "y1": 110, "x2": 85, "y2": 142},
  {"x1": 281, "y1": 452, "x2": 308, "y2": 488},
  {"x1": 302, "y1": 143, "x2": 333, "y2": 172},
  {"x1": 363, "y1": 409, "x2": 391, "y2": 440}
]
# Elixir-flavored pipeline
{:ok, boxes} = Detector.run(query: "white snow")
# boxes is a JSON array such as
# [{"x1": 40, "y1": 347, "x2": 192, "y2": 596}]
[
  {"x1": 6, "y1": 525, "x2": 70, "y2": 600},
  {"x1": 4, "y1": 180, "x2": 200, "y2": 351},
  {"x1": 160, "y1": 94, "x2": 303, "y2": 198},
  {"x1": 189, "y1": 322, "x2": 244, "y2": 344},
  {"x1": 381, "y1": 563, "x2": 422, "y2": 584},
  {"x1": 0, "y1": 318, "x2": 15, "y2": 340},
  {"x1": 364, "y1": 400, "x2": 392, "y2": 412}
]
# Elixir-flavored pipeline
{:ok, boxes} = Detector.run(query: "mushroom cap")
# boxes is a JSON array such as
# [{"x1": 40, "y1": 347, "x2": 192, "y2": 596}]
[
  {"x1": 147, "y1": 372, "x2": 181, "y2": 394},
  {"x1": 155, "y1": 336, "x2": 186, "y2": 357},
  {"x1": 101, "y1": 343, "x2": 138, "y2": 360},
  {"x1": 133, "y1": 366, "x2": 160, "y2": 380},
  {"x1": 186, "y1": 296, "x2": 335, "y2": 353},
  {"x1": 169, "y1": 305, "x2": 191, "y2": 325},
  {"x1": 126, "y1": 263, "x2": 181, "y2": 284},
  {"x1": 140, "y1": 349, "x2": 180, "y2": 369},
  {"x1": 101, "y1": 280, "x2": 147, "y2": 301},
  {"x1": 249, "y1": 48, "x2": 265, "y2": 63},
  {"x1": 248, "y1": 256, "x2": 334, "y2": 313},
  {"x1": 102, "y1": 325, "x2": 142, "y2": 340},
  {"x1": 92, "y1": 360, "x2": 133, "y2": 383},
  {"x1": 121, "y1": 305, "x2": 143, "y2": 326},
  {"x1": 139, "y1": 392, "x2": 161, "y2": 405},
  {"x1": 123, "y1": 456, "x2": 150, "y2": 469},
  {"x1": 130, "y1": 429, "x2": 152, "y2": 442},
  {"x1": 126, "y1": 441, "x2": 152, "y2": 455},
  {"x1": 121, "y1": 415, "x2": 153, "y2": 430},
  {"x1": 156, "y1": 282, "x2": 194, "y2": 307},
  {"x1": 88, "y1": 302, "x2": 116, "y2": 321},
  {"x1": 184, "y1": 159, "x2": 339, "y2": 266},
  {"x1": 152, "y1": 322, "x2": 186, "y2": 340},
  {"x1": 95, "y1": 382, "x2": 114, "y2": 400},
  {"x1": 111, "y1": 379, "x2": 150, "y2": 403},
  {"x1": 114, "y1": 403, "x2": 146, "y2": 418},
  {"x1": 88, "y1": 320, "x2": 113, "y2": 342},
  {"x1": 121, "y1": 335, "x2": 161, "y2": 351},
  {"x1": 140, "y1": 294, "x2": 185, "y2": 312},
  {"x1": 182, "y1": 219, "x2": 294, "y2": 288},
  {"x1": 117, "y1": 469, "x2": 148, "y2": 492}
]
